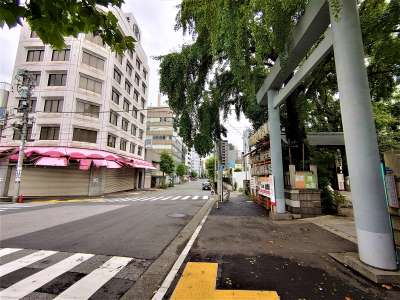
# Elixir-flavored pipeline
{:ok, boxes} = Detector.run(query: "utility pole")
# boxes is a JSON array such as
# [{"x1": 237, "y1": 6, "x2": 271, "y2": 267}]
[{"x1": 13, "y1": 70, "x2": 34, "y2": 203}]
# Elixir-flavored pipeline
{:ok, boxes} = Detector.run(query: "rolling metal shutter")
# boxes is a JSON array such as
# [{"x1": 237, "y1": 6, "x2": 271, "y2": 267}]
[
  {"x1": 104, "y1": 168, "x2": 135, "y2": 194},
  {"x1": 8, "y1": 167, "x2": 90, "y2": 197}
]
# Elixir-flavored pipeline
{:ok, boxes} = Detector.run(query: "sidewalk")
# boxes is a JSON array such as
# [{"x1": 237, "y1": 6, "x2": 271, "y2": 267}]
[{"x1": 165, "y1": 193, "x2": 399, "y2": 300}]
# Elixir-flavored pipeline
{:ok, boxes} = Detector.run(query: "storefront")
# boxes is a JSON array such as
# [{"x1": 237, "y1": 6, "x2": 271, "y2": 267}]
[{"x1": 0, "y1": 146, "x2": 155, "y2": 198}]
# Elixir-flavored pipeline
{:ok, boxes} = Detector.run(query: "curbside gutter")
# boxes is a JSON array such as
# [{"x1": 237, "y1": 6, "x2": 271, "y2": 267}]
[{"x1": 120, "y1": 196, "x2": 217, "y2": 300}]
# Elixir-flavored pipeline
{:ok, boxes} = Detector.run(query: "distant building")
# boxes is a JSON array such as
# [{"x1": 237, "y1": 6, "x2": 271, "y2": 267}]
[{"x1": 145, "y1": 106, "x2": 185, "y2": 187}]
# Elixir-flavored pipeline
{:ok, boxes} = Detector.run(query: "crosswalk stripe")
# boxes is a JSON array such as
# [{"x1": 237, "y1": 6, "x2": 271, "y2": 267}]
[
  {"x1": 192, "y1": 196, "x2": 199, "y2": 200},
  {"x1": 172, "y1": 196, "x2": 181, "y2": 200},
  {"x1": 202, "y1": 196, "x2": 209, "y2": 199},
  {"x1": 0, "y1": 250, "x2": 57, "y2": 277},
  {"x1": 160, "y1": 196, "x2": 172, "y2": 201},
  {"x1": 182, "y1": 196, "x2": 190, "y2": 200},
  {"x1": 0, "y1": 248, "x2": 22, "y2": 258},
  {"x1": 0, "y1": 253, "x2": 94, "y2": 299},
  {"x1": 150, "y1": 196, "x2": 164, "y2": 201},
  {"x1": 54, "y1": 256, "x2": 132, "y2": 300}
]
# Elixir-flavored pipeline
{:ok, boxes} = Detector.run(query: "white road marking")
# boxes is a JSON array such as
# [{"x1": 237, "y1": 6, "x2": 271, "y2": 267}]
[
  {"x1": 172, "y1": 196, "x2": 181, "y2": 200},
  {"x1": 160, "y1": 196, "x2": 172, "y2": 201},
  {"x1": 181, "y1": 196, "x2": 190, "y2": 200},
  {"x1": 192, "y1": 196, "x2": 199, "y2": 200},
  {"x1": 0, "y1": 253, "x2": 94, "y2": 299},
  {"x1": 0, "y1": 248, "x2": 21, "y2": 258},
  {"x1": 55, "y1": 256, "x2": 132, "y2": 300},
  {"x1": 150, "y1": 197, "x2": 164, "y2": 201},
  {"x1": 151, "y1": 198, "x2": 215, "y2": 300},
  {"x1": 0, "y1": 250, "x2": 57, "y2": 277},
  {"x1": 202, "y1": 196, "x2": 209, "y2": 200}
]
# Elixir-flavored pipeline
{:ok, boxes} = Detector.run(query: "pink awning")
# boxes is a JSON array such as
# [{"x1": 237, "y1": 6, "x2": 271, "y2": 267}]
[
  {"x1": 106, "y1": 161, "x2": 122, "y2": 169},
  {"x1": 79, "y1": 159, "x2": 92, "y2": 170},
  {"x1": 35, "y1": 157, "x2": 68, "y2": 167},
  {"x1": 132, "y1": 159, "x2": 156, "y2": 169},
  {"x1": 93, "y1": 159, "x2": 107, "y2": 167}
]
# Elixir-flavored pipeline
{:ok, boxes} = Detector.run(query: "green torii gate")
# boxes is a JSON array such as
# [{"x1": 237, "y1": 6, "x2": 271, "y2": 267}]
[{"x1": 256, "y1": 0, "x2": 397, "y2": 271}]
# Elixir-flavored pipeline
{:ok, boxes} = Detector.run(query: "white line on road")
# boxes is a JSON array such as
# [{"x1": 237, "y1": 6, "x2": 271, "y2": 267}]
[
  {"x1": 0, "y1": 248, "x2": 21, "y2": 258},
  {"x1": 151, "y1": 199, "x2": 214, "y2": 300},
  {"x1": 160, "y1": 196, "x2": 172, "y2": 201},
  {"x1": 0, "y1": 250, "x2": 57, "y2": 277},
  {"x1": 202, "y1": 196, "x2": 209, "y2": 199},
  {"x1": 150, "y1": 197, "x2": 164, "y2": 201},
  {"x1": 181, "y1": 196, "x2": 190, "y2": 200},
  {"x1": 0, "y1": 253, "x2": 94, "y2": 299},
  {"x1": 192, "y1": 196, "x2": 199, "y2": 200},
  {"x1": 171, "y1": 196, "x2": 181, "y2": 200},
  {"x1": 55, "y1": 256, "x2": 132, "y2": 300}
]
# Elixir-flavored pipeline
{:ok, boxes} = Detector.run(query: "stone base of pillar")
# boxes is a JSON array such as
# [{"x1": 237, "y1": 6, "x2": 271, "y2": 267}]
[{"x1": 269, "y1": 211, "x2": 294, "y2": 221}]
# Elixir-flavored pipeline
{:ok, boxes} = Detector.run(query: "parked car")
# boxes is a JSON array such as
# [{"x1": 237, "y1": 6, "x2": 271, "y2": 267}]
[{"x1": 202, "y1": 182, "x2": 211, "y2": 190}]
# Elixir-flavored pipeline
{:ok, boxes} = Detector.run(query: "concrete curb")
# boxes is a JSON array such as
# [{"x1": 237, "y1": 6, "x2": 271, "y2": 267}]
[{"x1": 120, "y1": 196, "x2": 217, "y2": 300}]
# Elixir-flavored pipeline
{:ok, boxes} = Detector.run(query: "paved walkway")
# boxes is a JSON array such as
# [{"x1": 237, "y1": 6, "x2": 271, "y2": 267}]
[{"x1": 165, "y1": 193, "x2": 399, "y2": 300}]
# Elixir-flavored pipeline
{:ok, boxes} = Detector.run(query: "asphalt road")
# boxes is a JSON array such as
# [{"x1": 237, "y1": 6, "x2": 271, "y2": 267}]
[{"x1": 0, "y1": 180, "x2": 211, "y2": 299}]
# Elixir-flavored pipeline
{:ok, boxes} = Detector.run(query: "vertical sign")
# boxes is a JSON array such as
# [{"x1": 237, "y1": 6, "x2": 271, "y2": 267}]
[{"x1": 269, "y1": 175, "x2": 275, "y2": 205}]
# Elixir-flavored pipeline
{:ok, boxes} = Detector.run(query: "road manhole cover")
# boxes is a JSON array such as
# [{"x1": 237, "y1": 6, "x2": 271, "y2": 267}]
[{"x1": 168, "y1": 213, "x2": 187, "y2": 218}]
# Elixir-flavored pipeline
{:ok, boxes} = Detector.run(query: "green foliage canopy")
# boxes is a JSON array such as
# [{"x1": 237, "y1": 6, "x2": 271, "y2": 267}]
[
  {"x1": 159, "y1": 151, "x2": 175, "y2": 176},
  {"x1": 205, "y1": 156, "x2": 216, "y2": 183},
  {"x1": 0, "y1": 0, "x2": 135, "y2": 53},
  {"x1": 176, "y1": 163, "x2": 188, "y2": 178}
]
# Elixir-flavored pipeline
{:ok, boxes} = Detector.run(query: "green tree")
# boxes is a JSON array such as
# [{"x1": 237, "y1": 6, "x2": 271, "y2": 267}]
[
  {"x1": 159, "y1": 151, "x2": 175, "y2": 187},
  {"x1": 0, "y1": 0, "x2": 134, "y2": 53},
  {"x1": 190, "y1": 170, "x2": 198, "y2": 179},
  {"x1": 205, "y1": 156, "x2": 216, "y2": 184},
  {"x1": 160, "y1": 0, "x2": 400, "y2": 160},
  {"x1": 176, "y1": 163, "x2": 188, "y2": 181}
]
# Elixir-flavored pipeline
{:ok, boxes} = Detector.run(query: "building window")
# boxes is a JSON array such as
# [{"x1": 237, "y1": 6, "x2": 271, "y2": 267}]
[
  {"x1": 82, "y1": 51, "x2": 105, "y2": 70},
  {"x1": 79, "y1": 74, "x2": 102, "y2": 94},
  {"x1": 143, "y1": 68, "x2": 148, "y2": 80},
  {"x1": 141, "y1": 97, "x2": 146, "y2": 109},
  {"x1": 139, "y1": 129, "x2": 144, "y2": 139},
  {"x1": 44, "y1": 98, "x2": 63, "y2": 113},
  {"x1": 123, "y1": 99, "x2": 130, "y2": 112},
  {"x1": 140, "y1": 113, "x2": 145, "y2": 124},
  {"x1": 142, "y1": 83, "x2": 147, "y2": 94},
  {"x1": 107, "y1": 134, "x2": 116, "y2": 148},
  {"x1": 122, "y1": 118, "x2": 129, "y2": 131},
  {"x1": 135, "y1": 73, "x2": 140, "y2": 86},
  {"x1": 76, "y1": 99, "x2": 100, "y2": 118},
  {"x1": 13, "y1": 125, "x2": 32, "y2": 140},
  {"x1": 134, "y1": 90, "x2": 139, "y2": 102},
  {"x1": 115, "y1": 53, "x2": 123, "y2": 64},
  {"x1": 136, "y1": 58, "x2": 141, "y2": 70},
  {"x1": 18, "y1": 98, "x2": 36, "y2": 113},
  {"x1": 137, "y1": 146, "x2": 143, "y2": 156},
  {"x1": 126, "y1": 62, "x2": 133, "y2": 76},
  {"x1": 28, "y1": 72, "x2": 41, "y2": 86},
  {"x1": 48, "y1": 73, "x2": 67, "y2": 86},
  {"x1": 112, "y1": 89, "x2": 120, "y2": 104},
  {"x1": 120, "y1": 139, "x2": 127, "y2": 151},
  {"x1": 40, "y1": 126, "x2": 60, "y2": 140},
  {"x1": 132, "y1": 106, "x2": 138, "y2": 119},
  {"x1": 127, "y1": 49, "x2": 134, "y2": 59},
  {"x1": 30, "y1": 31, "x2": 38, "y2": 38},
  {"x1": 125, "y1": 80, "x2": 131, "y2": 95},
  {"x1": 109, "y1": 110, "x2": 118, "y2": 126},
  {"x1": 73, "y1": 128, "x2": 97, "y2": 143},
  {"x1": 130, "y1": 142, "x2": 136, "y2": 154},
  {"x1": 26, "y1": 49, "x2": 44, "y2": 62},
  {"x1": 113, "y1": 68, "x2": 122, "y2": 84},
  {"x1": 131, "y1": 124, "x2": 137, "y2": 136},
  {"x1": 52, "y1": 49, "x2": 70, "y2": 61}
]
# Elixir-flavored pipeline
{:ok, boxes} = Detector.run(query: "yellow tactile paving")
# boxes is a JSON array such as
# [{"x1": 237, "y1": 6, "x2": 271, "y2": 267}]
[{"x1": 171, "y1": 262, "x2": 279, "y2": 300}]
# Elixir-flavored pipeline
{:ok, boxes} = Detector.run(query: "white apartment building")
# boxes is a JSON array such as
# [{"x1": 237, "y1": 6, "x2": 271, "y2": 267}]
[{"x1": 0, "y1": 7, "x2": 154, "y2": 197}]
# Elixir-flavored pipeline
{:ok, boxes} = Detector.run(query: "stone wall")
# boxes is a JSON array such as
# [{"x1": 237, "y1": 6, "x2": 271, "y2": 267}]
[{"x1": 285, "y1": 189, "x2": 322, "y2": 217}]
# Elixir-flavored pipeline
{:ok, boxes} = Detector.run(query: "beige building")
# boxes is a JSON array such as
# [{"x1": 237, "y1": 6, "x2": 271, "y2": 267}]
[
  {"x1": 145, "y1": 106, "x2": 186, "y2": 187},
  {"x1": 0, "y1": 7, "x2": 153, "y2": 197}
]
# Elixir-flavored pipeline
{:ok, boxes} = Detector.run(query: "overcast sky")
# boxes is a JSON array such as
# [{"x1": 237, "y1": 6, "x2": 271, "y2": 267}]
[{"x1": 0, "y1": 0, "x2": 250, "y2": 151}]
